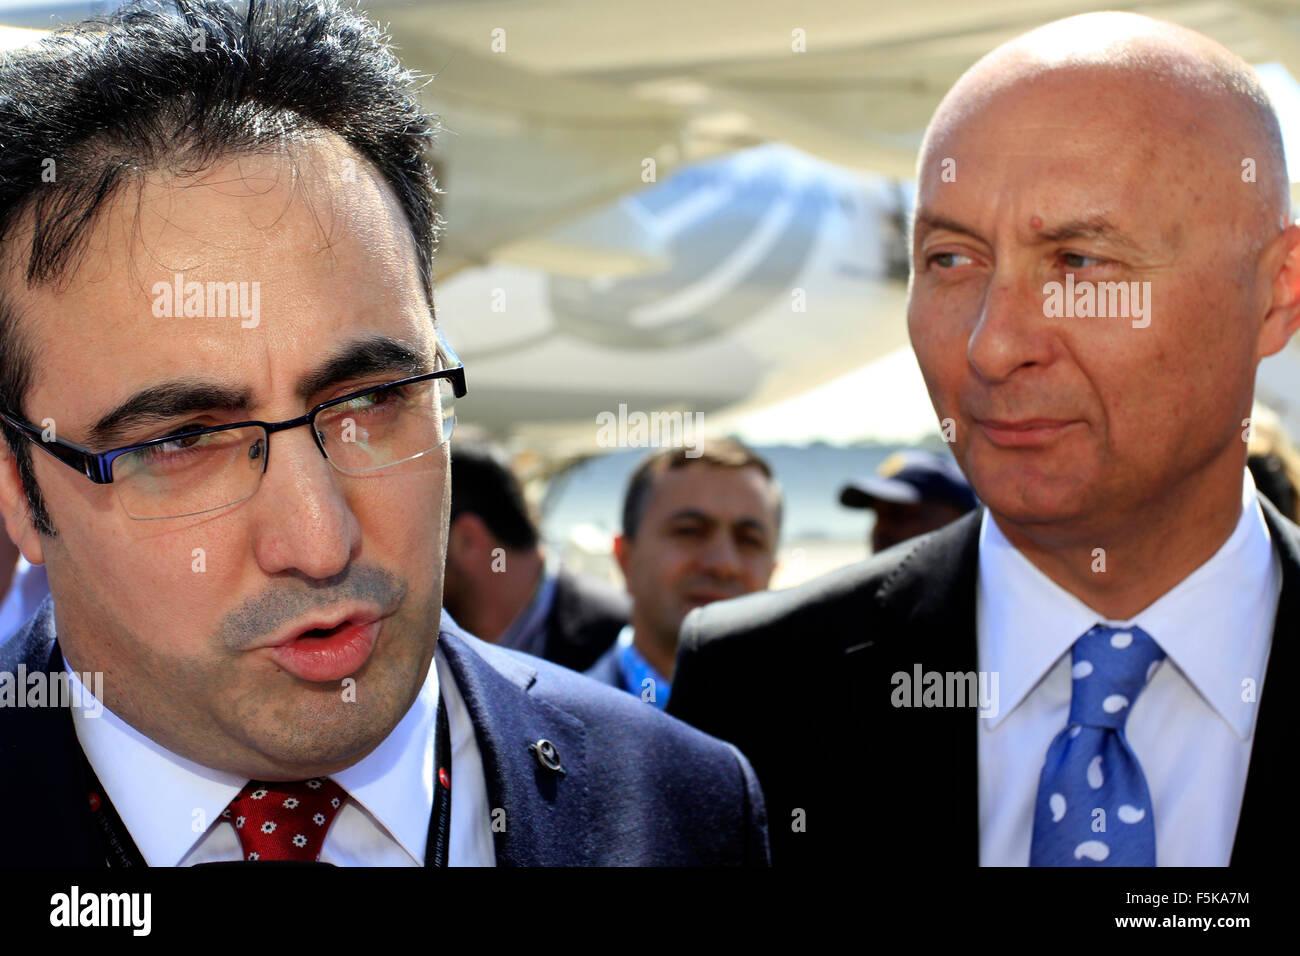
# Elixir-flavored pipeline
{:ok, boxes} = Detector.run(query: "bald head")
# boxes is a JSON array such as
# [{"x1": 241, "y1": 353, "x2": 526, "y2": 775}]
[
  {"x1": 922, "y1": 12, "x2": 1289, "y2": 237},
  {"x1": 906, "y1": 11, "x2": 1300, "y2": 591}
]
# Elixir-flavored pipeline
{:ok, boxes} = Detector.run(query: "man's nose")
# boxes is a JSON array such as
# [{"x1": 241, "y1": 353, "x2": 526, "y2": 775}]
[
  {"x1": 249, "y1": 426, "x2": 361, "y2": 579},
  {"x1": 967, "y1": 271, "x2": 1054, "y2": 382},
  {"x1": 697, "y1": 531, "x2": 743, "y2": 579}
]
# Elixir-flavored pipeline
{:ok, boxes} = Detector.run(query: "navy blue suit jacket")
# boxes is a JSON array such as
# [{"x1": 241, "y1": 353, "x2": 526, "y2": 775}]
[{"x1": 0, "y1": 599, "x2": 768, "y2": 866}]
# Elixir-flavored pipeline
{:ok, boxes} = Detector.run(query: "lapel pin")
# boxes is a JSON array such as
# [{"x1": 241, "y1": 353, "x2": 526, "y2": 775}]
[{"x1": 529, "y1": 738, "x2": 565, "y2": 775}]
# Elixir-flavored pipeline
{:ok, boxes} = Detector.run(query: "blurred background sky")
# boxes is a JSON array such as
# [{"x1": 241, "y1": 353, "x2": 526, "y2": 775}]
[{"x1": 6, "y1": 0, "x2": 1300, "y2": 585}]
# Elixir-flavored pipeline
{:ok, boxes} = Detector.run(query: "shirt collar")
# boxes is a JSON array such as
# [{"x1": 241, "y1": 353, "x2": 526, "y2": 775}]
[
  {"x1": 68, "y1": 633, "x2": 447, "y2": 866},
  {"x1": 329, "y1": 646, "x2": 440, "y2": 864},
  {"x1": 978, "y1": 468, "x2": 1279, "y2": 739},
  {"x1": 976, "y1": 511, "x2": 1098, "y2": 731}
]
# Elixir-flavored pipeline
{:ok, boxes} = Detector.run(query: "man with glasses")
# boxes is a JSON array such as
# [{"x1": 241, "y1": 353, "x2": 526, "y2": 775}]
[{"x1": 0, "y1": 0, "x2": 766, "y2": 867}]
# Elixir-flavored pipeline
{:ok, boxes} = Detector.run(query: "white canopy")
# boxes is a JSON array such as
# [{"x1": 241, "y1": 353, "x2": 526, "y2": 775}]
[{"x1": 8, "y1": 1, "x2": 1300, "y2": 443}]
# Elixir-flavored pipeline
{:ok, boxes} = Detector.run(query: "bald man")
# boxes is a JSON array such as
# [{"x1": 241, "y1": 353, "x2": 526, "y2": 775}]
[{"x1": 668, "y1": 12, "x2": 1300, "y2": 867}]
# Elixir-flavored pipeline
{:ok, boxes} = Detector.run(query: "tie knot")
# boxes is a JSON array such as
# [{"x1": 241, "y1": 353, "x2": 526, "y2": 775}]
[
  {"x1": 222, "y1": 778, "x2": 348, "y2": 862},
  {"x1": 1067, "y1": 624, "x2": 1165, "y2": 730}
]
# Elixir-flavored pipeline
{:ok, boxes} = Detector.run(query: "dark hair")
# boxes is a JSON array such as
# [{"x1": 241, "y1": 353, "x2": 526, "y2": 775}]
[
  {"x1": 449, "y1": 444, "x2": 540, "y2": 552},
  {"x1": 0, "y1": 0, "x2": 440, "y2": 536},
  {"x1": 621, "y1": 438, "x2": 782, "y2": 541}
]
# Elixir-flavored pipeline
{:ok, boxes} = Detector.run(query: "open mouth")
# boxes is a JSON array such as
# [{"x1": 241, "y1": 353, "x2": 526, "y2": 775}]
[
  {"x1": 267, "y1": 618, "x2": 382, "y2": 682},
  {"x1": 299, "y1": 624, "x2": 345, "y2": 639}
]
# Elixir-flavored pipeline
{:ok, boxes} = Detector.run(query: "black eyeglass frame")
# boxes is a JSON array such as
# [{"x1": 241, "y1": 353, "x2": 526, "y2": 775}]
[{"x1": 0, "y1": 330, "x2": 468, "y2": 488}]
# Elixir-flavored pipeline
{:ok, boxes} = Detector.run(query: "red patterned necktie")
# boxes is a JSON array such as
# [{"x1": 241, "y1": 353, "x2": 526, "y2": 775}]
[{"x1": 222, "y1": 778, "x2": 349, "y2": 862}]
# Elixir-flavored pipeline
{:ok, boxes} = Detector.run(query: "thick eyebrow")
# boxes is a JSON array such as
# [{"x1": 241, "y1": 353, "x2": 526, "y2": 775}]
[
  {"x1": 86, "y1": 383, "x2": 253, "y2": 449},
  {"x1": 293, "y1": 336, "x2": 432, "y2": 401},
  {"x1": 85, "y1": 335, "x2": 432, "y2": 449},
  {"x1": 667, "y1": 508, "x2": 716, "y2": 526},
  {"x1": 912, "y1": 211, "x2": 986, "y2": 245},
  {"x1": 913, "y1": 210, "x2": 1143, "y2": 254},
  {"x1": 666, "y1": 509, "x2": 772, "y2": 539},
  {"x1": 1032, "y1": 215, "x2": 1143, "y2": 253}
]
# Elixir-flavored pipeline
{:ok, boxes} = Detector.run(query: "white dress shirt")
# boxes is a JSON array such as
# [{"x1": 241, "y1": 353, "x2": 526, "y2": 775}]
[
  {"x1": 976, "y1": 469, "x2": 1279, "y2": 866},
  {"x1": 68, "y1": 623, "x2": 496, "y2": 866}
]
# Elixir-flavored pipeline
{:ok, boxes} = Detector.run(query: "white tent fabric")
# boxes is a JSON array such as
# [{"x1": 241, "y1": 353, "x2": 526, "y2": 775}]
[{"x1": 8, "y1": 1, "x2": 1300, "y2": 443}]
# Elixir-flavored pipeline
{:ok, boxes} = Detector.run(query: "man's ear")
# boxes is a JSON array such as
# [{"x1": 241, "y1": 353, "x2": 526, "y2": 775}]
[
  {"x1": 612, "y1": 533, "x2": 633, "y2": 581},
  {"x1": 447, "y1": 513, "x2": 493, "y2": 569},
  {"x1": 1256, "y1": 223, "x2": 1300, "y2": 360},
  {"x1": 0, "y1": 441, "x2": 45, "y2": 567}
]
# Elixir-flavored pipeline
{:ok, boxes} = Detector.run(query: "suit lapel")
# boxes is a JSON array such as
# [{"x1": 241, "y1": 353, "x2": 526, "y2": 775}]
[
  {"x1": 875, "y1": 499, "x2": 1297, "y2": 867},
  {"x1": 0, "y1": 607, "x2": 103, "y2": 866},
  {"x1": 1231, "y1": 495, "x2": 1298, "y2": 865},
  {"x1": 849, "y1": 510, "x2": 983, "y2": 864},
  {"x1": 436, "y1": 628, "x2": 592, "y2": 866}
]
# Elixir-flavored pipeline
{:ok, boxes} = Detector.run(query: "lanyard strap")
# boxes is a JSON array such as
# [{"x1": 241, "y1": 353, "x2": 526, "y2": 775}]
[
  {"x1": 81, "y1": 749, "x2": 147, "y2": 868},
  {"x1": 428, "y1": 691, "x2": 452, "y2": 868},
  {"x1": 81, "y1": 693, "x2": 453, "y2": 867}
]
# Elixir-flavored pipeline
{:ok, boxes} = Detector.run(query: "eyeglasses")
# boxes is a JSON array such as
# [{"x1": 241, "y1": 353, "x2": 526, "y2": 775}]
[{"x1": 0, "y1": 329, "x2": 467, "y2": 521}]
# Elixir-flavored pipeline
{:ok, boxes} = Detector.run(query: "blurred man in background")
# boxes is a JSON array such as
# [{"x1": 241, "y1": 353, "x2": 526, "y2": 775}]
[
  {"x1": 442, "y1": 443, "x2": 629, "y2": 672},
  {"x1": 840, "y1": 449, "x2": 976, "y2": 553},
  {"x1": 586, "y1": 439, "x2": 781, "y2": 708}
]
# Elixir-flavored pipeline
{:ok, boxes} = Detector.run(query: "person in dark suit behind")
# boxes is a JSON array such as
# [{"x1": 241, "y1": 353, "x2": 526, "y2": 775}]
[
  {"x1": 1248, "y1": 451, "x2": 1298, "y2": 521},
  {"x1": 1245, "y1": 407, "x2": 1300, "y2": 521},
  {"x1": 0, "y1": 0, "x2": 766, "y2": 867},
  {"x1": 443, "y1": 442, "x2": 629, "y2": 672},
  {"x1": 669, "y1": 11, "x2": 1300, "y2": 867}
]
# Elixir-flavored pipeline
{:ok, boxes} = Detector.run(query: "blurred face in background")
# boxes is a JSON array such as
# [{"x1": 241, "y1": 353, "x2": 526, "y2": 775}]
[
  {"x1": 869, "y1": 498, "x2": 968, "y2": 553},
  {"x1": 616, "y1": 462, "x2": 779, "y2": 652}
]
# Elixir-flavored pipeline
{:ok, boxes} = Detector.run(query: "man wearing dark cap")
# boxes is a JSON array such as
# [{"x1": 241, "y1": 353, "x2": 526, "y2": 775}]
[{"x1": 840, "y1": 450, "x2": 977, "y2": 553}]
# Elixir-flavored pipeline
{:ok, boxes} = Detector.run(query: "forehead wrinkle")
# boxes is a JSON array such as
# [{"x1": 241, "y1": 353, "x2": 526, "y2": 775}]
[
  {"x1": 121, "y1": 138, "x2": 381, "y2": 297},
  {"x1": 920, "y1": 18, "x2": 1289, "y2": 235},
  {"x1": 920, "y1": 104, "x2": 1272, "y2": 269}
]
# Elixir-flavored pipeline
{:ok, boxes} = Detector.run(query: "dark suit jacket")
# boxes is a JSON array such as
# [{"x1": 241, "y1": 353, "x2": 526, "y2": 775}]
[
  {"x1": 0, "y1": 599, "x2": 767, "y2": 866},
  {"x1": 541, "y1": 567, "x2": 629, "y2": 673},
  {"x1": 667, "y1": 499, "x2": 1297, "y2": 867}
]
